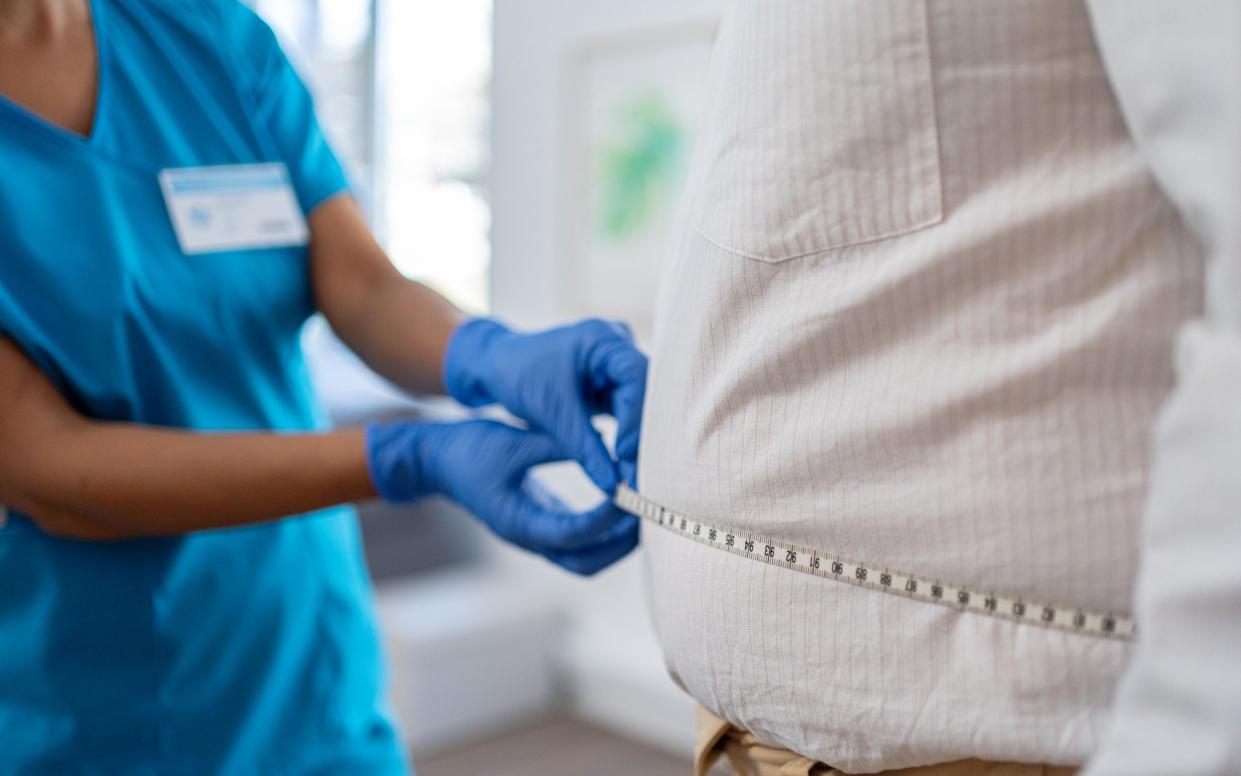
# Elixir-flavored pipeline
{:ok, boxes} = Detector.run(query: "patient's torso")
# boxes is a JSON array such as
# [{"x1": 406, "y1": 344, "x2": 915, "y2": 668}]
[{"x1": 638, "y1": 0, "x2": 1203, "y2": 770}]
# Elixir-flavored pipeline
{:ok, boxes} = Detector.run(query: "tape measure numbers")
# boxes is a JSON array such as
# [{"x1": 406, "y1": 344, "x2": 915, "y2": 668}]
[{"x1": 615, "y1": 485, "x2": 1136, "y2": 641}]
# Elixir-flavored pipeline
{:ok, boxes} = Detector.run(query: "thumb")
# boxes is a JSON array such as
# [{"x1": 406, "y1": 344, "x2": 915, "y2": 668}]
[
  {"x1": 497, "y1": 425, "x2": 571, "y2": 474},
  {"x1": 554, "y1": 405, "x2": 619, "y2": 495},
  {"x1": 602, "y1": 348, "x2": 648, "y2": 462}
]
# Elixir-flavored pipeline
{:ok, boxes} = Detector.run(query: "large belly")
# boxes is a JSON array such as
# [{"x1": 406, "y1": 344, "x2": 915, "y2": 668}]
[
  {"x1": 639, "y1": 220, "x2": 1189, "y2": 613},
  {"x1": 637, "y1": 177, "x2": 1199, "y2": 770},
  {"x1": 636, "y1": 0, "x2": 1203, "y2": 766},
  {"x1": 636, "y1": 227, "x2": 1167, "y2": 769}
]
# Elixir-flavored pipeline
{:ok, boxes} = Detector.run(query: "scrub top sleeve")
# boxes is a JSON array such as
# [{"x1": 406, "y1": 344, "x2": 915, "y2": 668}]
[{"x1": 219, "y1": 2, "x2": 350, "y2": 215}]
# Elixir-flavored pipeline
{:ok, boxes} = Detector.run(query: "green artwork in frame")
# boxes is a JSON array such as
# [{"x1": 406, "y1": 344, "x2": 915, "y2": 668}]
[
  {"x1": 595, "y1": 91, "x2": 688, "y2": 243},
  {"x1": 567, "y1": 22, "x2": 718, "y2": 335}
]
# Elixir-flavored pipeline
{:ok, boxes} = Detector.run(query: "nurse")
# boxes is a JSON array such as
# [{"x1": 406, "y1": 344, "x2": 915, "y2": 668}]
[{"x1": 0, "y1": 0, "x2": 645, "y2": 772}]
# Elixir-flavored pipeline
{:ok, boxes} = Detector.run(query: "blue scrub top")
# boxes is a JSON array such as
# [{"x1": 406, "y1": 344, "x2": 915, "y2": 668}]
[{"x1": 0, "y1": 0, "x2": 406, "y2": 773}]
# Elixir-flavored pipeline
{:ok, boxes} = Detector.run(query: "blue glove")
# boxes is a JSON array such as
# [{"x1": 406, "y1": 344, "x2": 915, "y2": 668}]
[
  {"x1": 443, "y1": 318, "x2": 648, "y2": 492},
  {"x1": 366, "y1": 419, "x2": 639, "y2": 575}
]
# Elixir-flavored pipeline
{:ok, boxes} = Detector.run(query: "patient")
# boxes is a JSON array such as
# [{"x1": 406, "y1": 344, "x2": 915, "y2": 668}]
[{"x1": 637, "y1": 1, "x2": 1237, "y2": 773}]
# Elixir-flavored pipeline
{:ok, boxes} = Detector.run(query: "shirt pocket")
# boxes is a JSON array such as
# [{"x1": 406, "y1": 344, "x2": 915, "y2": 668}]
[{"x1": 694, "y1": 0, "x2": 942, "y2": 264}]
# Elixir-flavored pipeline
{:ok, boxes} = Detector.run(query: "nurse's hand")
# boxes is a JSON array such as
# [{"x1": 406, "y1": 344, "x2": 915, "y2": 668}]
[
  {"x1": 366, "y1": 419, "x2": 639, "y2": 575},
  {"x1": 442, "y1": 318, "x2": 648, "y2": 492}
]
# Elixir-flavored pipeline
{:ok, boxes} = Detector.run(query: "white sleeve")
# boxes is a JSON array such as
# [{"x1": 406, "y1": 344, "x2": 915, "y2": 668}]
[{"x1": 1084, "y1": 3, "x2": 1241, "y2": 774}]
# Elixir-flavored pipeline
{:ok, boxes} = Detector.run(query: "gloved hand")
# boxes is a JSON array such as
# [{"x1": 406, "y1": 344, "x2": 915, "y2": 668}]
[
  {"x1": 443, "y1": 318, "x2": 648, "y2": 492},
  {"x1": 366, "y1": 419, "x2": 639, "y2": 575}
]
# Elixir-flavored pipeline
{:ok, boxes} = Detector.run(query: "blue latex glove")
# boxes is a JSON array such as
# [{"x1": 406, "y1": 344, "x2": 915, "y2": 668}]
[
  {"x1": 366, "y1": 419, "x2": 639, "y2": 575},
  {"x1": 443, "y1": 318, "x2": 648, "y2": 492}
]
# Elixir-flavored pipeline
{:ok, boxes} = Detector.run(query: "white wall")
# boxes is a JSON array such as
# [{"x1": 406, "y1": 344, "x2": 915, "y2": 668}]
[
  {"x1": 489, "y1": 0, "x2": 726, "y2": 755},
  {"x1": 491, "y1": 0, "x2": 724, "y2": 326}
]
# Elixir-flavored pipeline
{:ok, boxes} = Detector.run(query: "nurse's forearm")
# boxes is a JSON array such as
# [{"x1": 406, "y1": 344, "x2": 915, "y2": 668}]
[
  {"x1": 336, "y1": 273, "x2": 463, "y2": 394},
  {"x1": 0, "y1": 339, "x2": 377, "y2": 538},
  {"x1": 309, "y1": 196, "x2": 464, "y2": 395},
  {"x1": 7, "y1": 423, "x2": 376, "y2": 539}
]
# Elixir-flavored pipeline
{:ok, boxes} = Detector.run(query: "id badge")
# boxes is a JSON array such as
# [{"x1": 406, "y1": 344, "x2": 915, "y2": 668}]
[{"x1": 159, "y1": 163, "x2": 308, "y2": 254}]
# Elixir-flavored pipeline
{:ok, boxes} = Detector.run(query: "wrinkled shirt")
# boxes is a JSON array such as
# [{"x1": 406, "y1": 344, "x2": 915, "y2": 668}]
[{"x1": 639, "y1": 0, "x2": 1211, "y2": 770}]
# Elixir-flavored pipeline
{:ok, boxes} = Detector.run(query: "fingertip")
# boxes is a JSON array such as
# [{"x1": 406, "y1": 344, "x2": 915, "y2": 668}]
[
  {"x1": 604, "y1": 347, "x2": 649, "y2": 385},
  {"x1": 544, "y1": 518, "x2": 640, "y2": 576},
  {"x1": 540, "y1": 547, "x2": 592, "y2": 577},
  {"x1": 571, "y1": 429, "x2": 619, "y2": 494},
  {"x1": 586, "y1": 457, "x2": 619, "y2": 495},
  {"x1": 609, "y1": 521, "x2": 640, "y2": 554},
  {"x1": 521, "y1": 494, "x2": 624, "y2": 550},
  {"x1": 607, "y1": 320, "x2": 635, "y2": 343},
  {"x1": 592, "y1": 512, "x2": 640, "y2": 543},
  {"x1": 560, "y1": 557, "x2": 601, "y2": 577},
  {"x1": 614, "y1": 430, "x2": 640, "y2": 461},
  {"x1": 558, "y1": 408, "x2": 620, "y2": 494},
  {"x1": 618, "y1": 459, "x2": 638, "y2": 489}
]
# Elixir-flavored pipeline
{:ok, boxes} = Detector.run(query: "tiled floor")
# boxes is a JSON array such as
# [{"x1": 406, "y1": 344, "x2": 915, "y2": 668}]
[{"x1": 415, "y1": 717, "x2": 693, "y2": 776}]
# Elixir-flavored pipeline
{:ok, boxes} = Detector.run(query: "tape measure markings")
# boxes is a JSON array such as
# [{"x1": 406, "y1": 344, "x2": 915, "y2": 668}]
[{"x1": 615, "y1": 485, "x2": 1135, "y2": 641}]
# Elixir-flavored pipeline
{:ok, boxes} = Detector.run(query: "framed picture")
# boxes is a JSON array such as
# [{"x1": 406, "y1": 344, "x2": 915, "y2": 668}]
[{"x1": 559, "y1": 21, "x2": 719, "y2": 339}]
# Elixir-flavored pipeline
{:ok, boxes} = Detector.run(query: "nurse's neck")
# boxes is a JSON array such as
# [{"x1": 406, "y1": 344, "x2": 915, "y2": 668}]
[
  {"x1": 0, "y1": 0, "x2": 97, "y2": 138},
  {"x1": 0, "y1": 0, "x2": 89, "y2": 44}
]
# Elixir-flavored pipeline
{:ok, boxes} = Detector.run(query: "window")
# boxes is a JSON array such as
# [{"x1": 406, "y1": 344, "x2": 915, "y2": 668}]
[
  {"x1": 253, "y1": 0, "x2": 493, "y2": 313},
  {"x1": 378, "y1": 0, "x2": 492, "y2": 313}
]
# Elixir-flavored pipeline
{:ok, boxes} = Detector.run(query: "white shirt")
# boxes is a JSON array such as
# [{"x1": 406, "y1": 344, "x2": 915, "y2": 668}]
[{"x1": 639, "y1": 0, "x2": 1223, "y2": 771}]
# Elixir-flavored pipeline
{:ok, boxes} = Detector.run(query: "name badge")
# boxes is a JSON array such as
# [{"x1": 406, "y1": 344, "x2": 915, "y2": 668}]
[{"x1": 159, "y1": 164, "x2": 308, "y2": 254}]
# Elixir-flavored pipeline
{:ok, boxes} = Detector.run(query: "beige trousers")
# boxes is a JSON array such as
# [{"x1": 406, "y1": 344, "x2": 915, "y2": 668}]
[{"x1": 694, "y1": 707, "x2": 1078, "y2": 776}]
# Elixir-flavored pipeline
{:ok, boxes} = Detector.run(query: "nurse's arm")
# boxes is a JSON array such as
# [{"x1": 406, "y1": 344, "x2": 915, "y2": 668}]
[
  {"x1": 0, "y1": 337, "x2": 377, "y2": 540},
  {"x1": 308, "y1": 195, "x2": 465, "y2": 396}
]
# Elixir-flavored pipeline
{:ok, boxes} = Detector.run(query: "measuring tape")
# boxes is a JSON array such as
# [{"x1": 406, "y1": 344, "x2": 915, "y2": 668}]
[{"x1": 615, "y1": 485, "x2": 1136, "y2": 641}]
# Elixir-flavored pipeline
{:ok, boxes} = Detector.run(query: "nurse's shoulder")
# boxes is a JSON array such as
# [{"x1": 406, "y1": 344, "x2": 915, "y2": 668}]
[
  {"x1": 118, "y1": 0, "x2": 282, "y2": 61},
  {"x1": 114, "y1": 0, "x2": 300, "y2": 111}
]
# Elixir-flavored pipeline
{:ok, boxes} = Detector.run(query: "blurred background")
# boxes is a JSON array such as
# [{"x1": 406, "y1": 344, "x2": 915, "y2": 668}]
[{"x1": 247, "y1": 0, "x2": 725, "y2": 772}]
